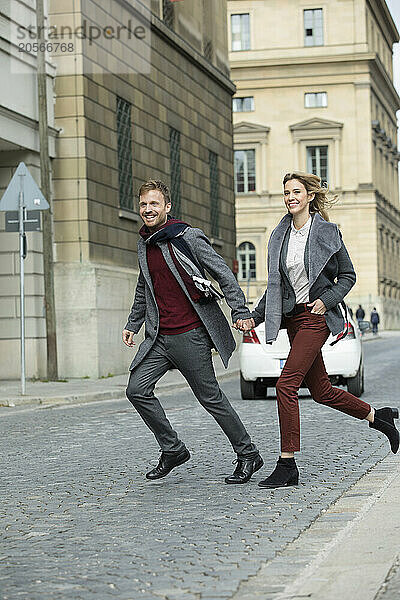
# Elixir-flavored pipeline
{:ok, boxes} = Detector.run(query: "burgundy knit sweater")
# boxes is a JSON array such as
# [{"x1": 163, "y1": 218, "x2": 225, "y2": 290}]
[{"x1": 142, "y1": 220, "x2": 202, "y2": 335}]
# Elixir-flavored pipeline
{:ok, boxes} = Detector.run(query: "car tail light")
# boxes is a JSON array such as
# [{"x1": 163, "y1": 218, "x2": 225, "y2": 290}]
[
  {"x1": 346, "y1": 322, "x2": 356, "y2": 339},
  {"x1": 335, "y1": 322, "x2": 355, "y2": 342},
  {"x1": 243, "y1": 329, "x2": 261, "y2": 344}
]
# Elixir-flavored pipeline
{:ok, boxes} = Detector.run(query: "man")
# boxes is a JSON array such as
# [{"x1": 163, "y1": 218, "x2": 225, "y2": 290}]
[
  {"x1": 122, "y1": 180, "x2": 262, "y2": 484},
  {"x1": 355, "y1": 304, "x2": 365, "y2": 327},
  {"x1": 370, "y1": 308, "x2": 380, "y2": 335}
]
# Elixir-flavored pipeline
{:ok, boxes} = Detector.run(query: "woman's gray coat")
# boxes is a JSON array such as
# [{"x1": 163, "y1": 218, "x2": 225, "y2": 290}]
[
  {"x1": 252, "y1": 213, "x2": 356, "y2": 343},
  {"x1": 125, "y1": 227, "x2": 252, "y2": 371}
]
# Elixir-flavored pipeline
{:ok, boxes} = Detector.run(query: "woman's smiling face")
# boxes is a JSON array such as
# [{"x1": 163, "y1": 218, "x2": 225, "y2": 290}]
[{"x1": 283, "y1": 178, "x2": 314, "y2": 217}]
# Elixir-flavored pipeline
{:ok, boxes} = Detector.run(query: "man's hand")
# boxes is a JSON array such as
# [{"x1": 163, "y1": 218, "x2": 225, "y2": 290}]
[
  {"x1": 233, "y1": 318, "x2": 255, "y2": 332},
  {"x1": 307, "y1": 299, "x2": 327, "y2": 315},
  {"x1": 122, "y1": 329, "x2": 135, "y2": 347}
]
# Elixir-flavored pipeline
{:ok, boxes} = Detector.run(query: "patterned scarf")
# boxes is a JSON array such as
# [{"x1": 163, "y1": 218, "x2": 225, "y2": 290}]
[{"x1": 140, "y1": 217, "x2": 211, "y2": 303}]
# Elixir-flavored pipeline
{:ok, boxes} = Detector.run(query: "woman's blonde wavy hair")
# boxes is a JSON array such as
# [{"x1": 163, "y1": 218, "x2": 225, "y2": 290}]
[{"x1": 282, "y1": 172, "x2": 338, "y2": 222}]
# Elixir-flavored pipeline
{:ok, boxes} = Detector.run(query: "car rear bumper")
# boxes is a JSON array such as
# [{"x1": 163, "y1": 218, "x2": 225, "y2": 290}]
[
  {"x1": 239, "y1": 346, "x2": 282, "y2": 381},
  {"x1": 322, "y1": 344, "x2": 361, "y2": 378},
  {"x1": 239, "y1": 341, "x2": 361, "y2": 382}
]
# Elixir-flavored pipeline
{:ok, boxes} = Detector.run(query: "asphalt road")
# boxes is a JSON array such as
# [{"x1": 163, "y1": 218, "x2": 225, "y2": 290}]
[{"x1": 1, "y1": 333, "x2": 399, "y2": 600}]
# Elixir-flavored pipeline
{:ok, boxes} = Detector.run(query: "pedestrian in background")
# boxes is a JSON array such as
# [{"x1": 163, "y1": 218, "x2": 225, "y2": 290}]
[
  {"x1": 235, "y1": 172, "x2": 399, "y2": 489},
  {"x1": 122, "y1": 180, "x2": 263, "y2": 484},
  {"x1": 356, "y1": 304, "x2": 365, "y2": 327},
  {"x1": 371, "y1": 308, "x2": 380, "y2": 335}
]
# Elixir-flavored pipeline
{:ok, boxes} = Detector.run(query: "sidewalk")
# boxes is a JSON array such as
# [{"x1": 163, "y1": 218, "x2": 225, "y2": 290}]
[
  {"x1": 361, "y1": 330, "x2": 381, "y2": 341},
  {"x1": 0, "y1": 351, "x2": 240, "y2": 408},
  {"x1": 0, "y1": 330, "x2": 391, "y2": 409},
  {"x1": 360, "y1": 328, "x2": 400, "y2": 341},
  {"x1": 233, "y1": 451, "x2": 400, "y2": 600}
]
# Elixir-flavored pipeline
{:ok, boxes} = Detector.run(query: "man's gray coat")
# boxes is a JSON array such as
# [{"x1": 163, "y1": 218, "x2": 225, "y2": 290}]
[
  {"x1": 125, "y1": 227, "x2": 252, "y2": 371},
  {"x1": 252, "y1": 213, "x2": 356, "y2": 343}
]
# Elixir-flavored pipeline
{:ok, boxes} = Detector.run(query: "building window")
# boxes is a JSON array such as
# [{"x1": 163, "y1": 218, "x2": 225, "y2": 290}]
[
  {"x1": 305, "y1": 92, "x2": 327, "y2": 108},
  {"x1": 231, "y1": 14, "x2": 250, "y2": 51},
  {"x1": 116, "y1": 96, "x2": 133, "y2": 210},
  {"x1": 304, "y1": 9, "x2": 323, "y2": 46},
  {"x1": 209, "y1": 151, "x2": 219, "y2": 237},
  {"x1": 162, "y1": 0, "x2": 174, "y2": 28},
  {"x1": 169, "y1": 127, "x2": 181, "y2": 218},
  {"x1": 234, "y1": 149, "x2": 256, "y2": 193},
  {"x1": 238, "y1": 242, "x2": 256, "y2": 280},
  {"x1": 233, "y1": 97, "x2": 255, "y2": 112},
  {"x1": 307, "y1": 145, "x2": 328, "y2": 183}
]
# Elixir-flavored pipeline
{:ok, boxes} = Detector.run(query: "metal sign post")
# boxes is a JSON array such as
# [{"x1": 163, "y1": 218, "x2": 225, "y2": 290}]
[
  {"x1": 18, "y1": 173, "x2": 26, "y2": 395},
  {"x1": 0, "y1": 162, "x2": 49, "y2": 395}
]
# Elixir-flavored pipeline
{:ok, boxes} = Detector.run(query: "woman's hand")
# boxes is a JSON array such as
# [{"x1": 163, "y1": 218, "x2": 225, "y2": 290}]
[{"x1": 307, "y1": 299, "x2": 327, "y2": 315}]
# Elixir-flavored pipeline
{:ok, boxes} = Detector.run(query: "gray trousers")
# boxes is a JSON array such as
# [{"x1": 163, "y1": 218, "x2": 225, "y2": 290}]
[{"x1": 126, "y1": 326, "x2": 258, "y2": 457}]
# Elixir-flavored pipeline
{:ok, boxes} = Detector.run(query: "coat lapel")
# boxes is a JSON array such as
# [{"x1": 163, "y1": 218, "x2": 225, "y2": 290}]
[
  {"x1": 138, "y1": 239, "x2": 156, "y2": 299},
  {"x1": 279, "y1": 226, "x2": 291, "y2": 280},
  {"x1": 264, "y1": 214, "x2": 291, "y2": 342},
  {"x1": 307, "y1": 213, "x2": 341, "y2": 289},
  {"x1": 159, "y1": 243, "x2": 192, "y2": 301},
  {"x1": 268, "y1": 213, "x2": 291, "y2": 277}
]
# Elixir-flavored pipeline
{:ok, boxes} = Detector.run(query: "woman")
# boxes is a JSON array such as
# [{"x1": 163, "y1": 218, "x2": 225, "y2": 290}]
[{"x1": 236, "y1": 172, "x2": 399, "y2": 489}]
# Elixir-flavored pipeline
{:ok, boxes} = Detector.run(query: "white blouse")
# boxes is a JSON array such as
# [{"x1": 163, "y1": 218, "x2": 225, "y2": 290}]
[{"x1": 286, "y1": 217, "x2": 311, "y2": 303}]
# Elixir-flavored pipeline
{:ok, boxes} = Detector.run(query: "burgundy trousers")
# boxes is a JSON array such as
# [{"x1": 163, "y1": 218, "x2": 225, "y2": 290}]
[{"x1": 276, "y1": 310, "x2": 371, "y2": 452}]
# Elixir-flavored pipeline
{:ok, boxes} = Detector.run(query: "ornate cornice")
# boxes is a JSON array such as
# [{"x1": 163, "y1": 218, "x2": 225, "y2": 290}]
[{"x1": 233, "y1": 121, "x2": 270, "y2": 143}]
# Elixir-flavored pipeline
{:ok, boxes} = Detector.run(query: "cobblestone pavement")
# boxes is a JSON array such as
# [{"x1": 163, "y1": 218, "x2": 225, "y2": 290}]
[{"x1": 1, "y1": 334, "x2": 399, "y2": 600}]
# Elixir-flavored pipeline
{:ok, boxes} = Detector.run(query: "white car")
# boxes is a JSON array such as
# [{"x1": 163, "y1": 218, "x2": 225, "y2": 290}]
[{"x1": 239, "y1": 311, "x2": 365, "y2": 399}]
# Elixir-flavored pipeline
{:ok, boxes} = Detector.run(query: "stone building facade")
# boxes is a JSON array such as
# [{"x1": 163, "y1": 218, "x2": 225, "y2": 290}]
[
  {"x1": 0, "y1": 0, "x2": 57, "y2": 379},
  {"x1": 0, "y1": 0, "x2": 236, "y2": 378},
  {"x1": 228, "y1": 0, "x2": 400, "y2": 328}
]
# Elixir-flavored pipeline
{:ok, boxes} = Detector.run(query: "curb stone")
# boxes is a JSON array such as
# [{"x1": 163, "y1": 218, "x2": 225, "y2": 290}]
[{"x1": 0, "y1": 369, "x2": 240, "y2": 409}]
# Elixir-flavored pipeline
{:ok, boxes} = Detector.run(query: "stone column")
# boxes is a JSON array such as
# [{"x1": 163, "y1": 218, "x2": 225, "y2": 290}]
[
  {"x1": 261, "y1": 141, "x2": 268, "y2": 192},
  {"x1": 293, "y1": 140, "x2": 300, "y2": 171},
  {"x1": 334, "y1": 137, "x2": 341, "y2": 188}
]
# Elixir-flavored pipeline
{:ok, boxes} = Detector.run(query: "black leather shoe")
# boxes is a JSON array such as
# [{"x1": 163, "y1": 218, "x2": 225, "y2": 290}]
[
  {"x1": 225, "y1": 454, "x2": 264, "y2": 484},
  {"x1": 146, "y1": 448, "x2": 190, "y2": 480},
  {"x1": 370, "y1": 407, "x2": 399, "y2": 454},
  {"x1": 258, "y1": 457, "x2": 299, "y2": 489}
]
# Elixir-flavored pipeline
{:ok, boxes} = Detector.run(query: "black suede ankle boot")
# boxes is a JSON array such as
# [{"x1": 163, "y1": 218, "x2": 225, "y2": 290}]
[
  {"x1": 369, "y1": 407, "x2": 399, "y2": 454},
  {"x1": 258, "y1": 457, "x2": 299, "y2": 489}
]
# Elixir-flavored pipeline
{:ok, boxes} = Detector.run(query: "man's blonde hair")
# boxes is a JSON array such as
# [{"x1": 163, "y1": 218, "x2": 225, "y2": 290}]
[{"x1": 138, "y1": 180, "x2": 171, "y2": 205}]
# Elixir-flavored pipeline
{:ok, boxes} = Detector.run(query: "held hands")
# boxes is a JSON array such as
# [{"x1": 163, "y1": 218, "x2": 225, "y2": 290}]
[
  {"x1": 123, "y1": 303, "x2": 324, "y2": 343},
  {"x1": 233, "y1": 318, "x2": 255, "y2": 332},
  {"x1": 307, "y1": 299, "x2": 327, "y2": 315},
  {"x1": 122, "y1": 329, "x2": 135, "y2": 347}
]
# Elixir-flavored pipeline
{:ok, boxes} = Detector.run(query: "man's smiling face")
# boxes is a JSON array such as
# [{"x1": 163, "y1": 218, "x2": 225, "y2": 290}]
[{"x1": 139, "y1": 189, "x2": 171, "y2": 232}]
